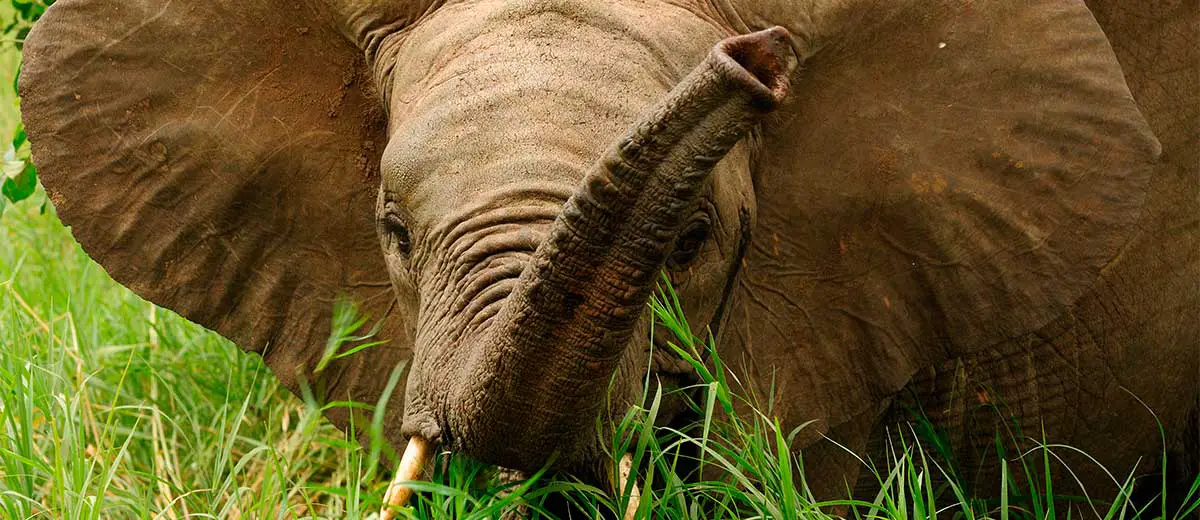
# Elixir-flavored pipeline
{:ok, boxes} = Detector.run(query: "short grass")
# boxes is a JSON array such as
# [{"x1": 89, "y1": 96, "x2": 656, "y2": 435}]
[{"x1": 1, "y1": 7, "x2": 1197, "y2": 519}]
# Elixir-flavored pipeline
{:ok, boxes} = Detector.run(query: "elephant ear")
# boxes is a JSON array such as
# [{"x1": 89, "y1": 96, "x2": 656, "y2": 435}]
[
  {"x1": 719, "y1": 0, "x2": 1159, "y2": 430},
  {"x1": 20, "y1": 0, "x2": 412, "y2": 433}
]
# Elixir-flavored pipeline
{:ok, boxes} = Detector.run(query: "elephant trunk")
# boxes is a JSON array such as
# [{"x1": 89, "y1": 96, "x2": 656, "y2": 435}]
[{"x1": 433, "y1": 28, "x2": 795, "y2": 471}]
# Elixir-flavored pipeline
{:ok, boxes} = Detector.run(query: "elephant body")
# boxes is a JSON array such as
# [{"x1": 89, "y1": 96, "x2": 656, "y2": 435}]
[
  {"x1": 714, "y1": 0, "x2": 1200, "y2": 498},
  {"x1": 18, "y1": 0, "x2": 1198, "y2": 506},
  {"x1": 885, "y1": 0, "x2": 1200, "y2": 497},
  {"x1": 880, "y1": 148, "x2": 1199, "y2": 496}
]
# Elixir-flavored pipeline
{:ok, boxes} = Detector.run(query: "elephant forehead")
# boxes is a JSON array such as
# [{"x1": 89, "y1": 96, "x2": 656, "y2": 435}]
[
  {"x1": 374, "y1": 0, "x2": 727, "y2": 86},
  {"x1": 376, "y1": 0, "x2": 730, "y2": 224},
  {"x1": 378, "y1": 92, "x2": 611, "y2": 224}
]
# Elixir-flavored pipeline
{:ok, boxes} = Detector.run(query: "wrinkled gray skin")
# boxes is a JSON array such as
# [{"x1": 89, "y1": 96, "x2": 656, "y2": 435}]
[
  {"x1": 371, "y1": 0, "x2": 1197, "y2": 493},
  {"x1": 375, "y1": 2, "x2": 766, "y2": 473},
  {"x1": 20, "y1": 0, "x2": 1198, "y2": 504}
]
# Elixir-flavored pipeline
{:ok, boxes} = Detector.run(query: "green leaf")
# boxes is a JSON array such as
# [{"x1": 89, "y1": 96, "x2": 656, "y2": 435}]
[
  {"x1": 2, "y1": 160, "x2": 37, "y2": 203},
  {"x1": 11, "y1": 123, "x2": 26, "y2": 151}
]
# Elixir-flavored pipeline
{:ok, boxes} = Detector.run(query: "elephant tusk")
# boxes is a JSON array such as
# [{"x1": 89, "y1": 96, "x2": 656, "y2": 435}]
[
  {"x1": 618, "y1": 453, "x2": 641, "y2": 520},
  {"x1": 380, "y1": 436, "x2": 432, "y2": 520}
]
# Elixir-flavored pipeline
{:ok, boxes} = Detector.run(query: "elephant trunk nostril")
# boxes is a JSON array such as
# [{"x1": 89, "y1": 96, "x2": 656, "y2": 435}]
[{"x1": 716, "y1": 26, "x2": 794, "y2": 106}]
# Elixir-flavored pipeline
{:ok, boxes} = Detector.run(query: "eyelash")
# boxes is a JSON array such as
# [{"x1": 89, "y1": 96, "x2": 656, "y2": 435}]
[
  {"x1": 381, "y1": 213, "x2": 412, "y2": 254},
  {"x1": 667, "y1": 216, "x2": 712, "y2": 270}
]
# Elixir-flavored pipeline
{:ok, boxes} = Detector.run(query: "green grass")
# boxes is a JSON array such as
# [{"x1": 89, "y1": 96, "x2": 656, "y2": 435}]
[
  {"x1": 3, "y1": 199, "x2": 1197, "y2": 519},
  {"x1": 1, "y1": 6, "x2": 1197, "y2": 518}
]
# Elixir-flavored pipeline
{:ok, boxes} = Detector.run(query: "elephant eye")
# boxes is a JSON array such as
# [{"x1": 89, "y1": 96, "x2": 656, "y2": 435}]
[
  {"x1": 381, "y1": 213, "x2": 412, "y2": 254},
  {"x1": 667, "y1": 218, "x2": 711, "y2": 270}
]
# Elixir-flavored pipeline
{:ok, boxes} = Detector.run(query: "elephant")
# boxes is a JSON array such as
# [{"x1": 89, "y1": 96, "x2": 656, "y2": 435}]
[{"x1": 18, "y1": 0, "x2": 1198, "y2": 509}]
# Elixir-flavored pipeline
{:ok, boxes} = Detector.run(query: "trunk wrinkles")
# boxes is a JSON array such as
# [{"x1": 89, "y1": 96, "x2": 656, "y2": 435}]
[{"x1": 406, "y1": 28, "x2": 797, "y2": 472}]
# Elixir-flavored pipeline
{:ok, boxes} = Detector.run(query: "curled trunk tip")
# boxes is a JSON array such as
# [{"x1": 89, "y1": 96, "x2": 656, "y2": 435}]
[
  {"x1": 715, "y1": 26, "x2": 796, "y2": 110},
  {"x1": 413, "y1": 27, "x2": 799, "y2": 472}
]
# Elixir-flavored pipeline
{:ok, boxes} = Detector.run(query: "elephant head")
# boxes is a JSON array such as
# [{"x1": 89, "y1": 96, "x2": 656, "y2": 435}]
[{"x1": 20, "y1": 0, "x2": 1160, "y2": 492}]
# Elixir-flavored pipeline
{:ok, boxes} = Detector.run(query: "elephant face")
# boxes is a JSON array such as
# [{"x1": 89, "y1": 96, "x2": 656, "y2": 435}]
[
  {"x1": 20, "y1": 0, "x2": 1167, "y2": 491},
  {"x1": 371, "y1": 3, "x2": 779, "y2": 470}
]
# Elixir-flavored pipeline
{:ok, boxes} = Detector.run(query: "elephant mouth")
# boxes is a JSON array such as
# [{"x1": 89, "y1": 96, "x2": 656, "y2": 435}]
[{"x1": 385, "y1": 27, "x2": 797, "y2": 509}]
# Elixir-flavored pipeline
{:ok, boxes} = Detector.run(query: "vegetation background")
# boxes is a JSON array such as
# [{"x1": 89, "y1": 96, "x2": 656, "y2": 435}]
[{"x1": 0, "y1": 1, "x2": 1195, "y2": 519}]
